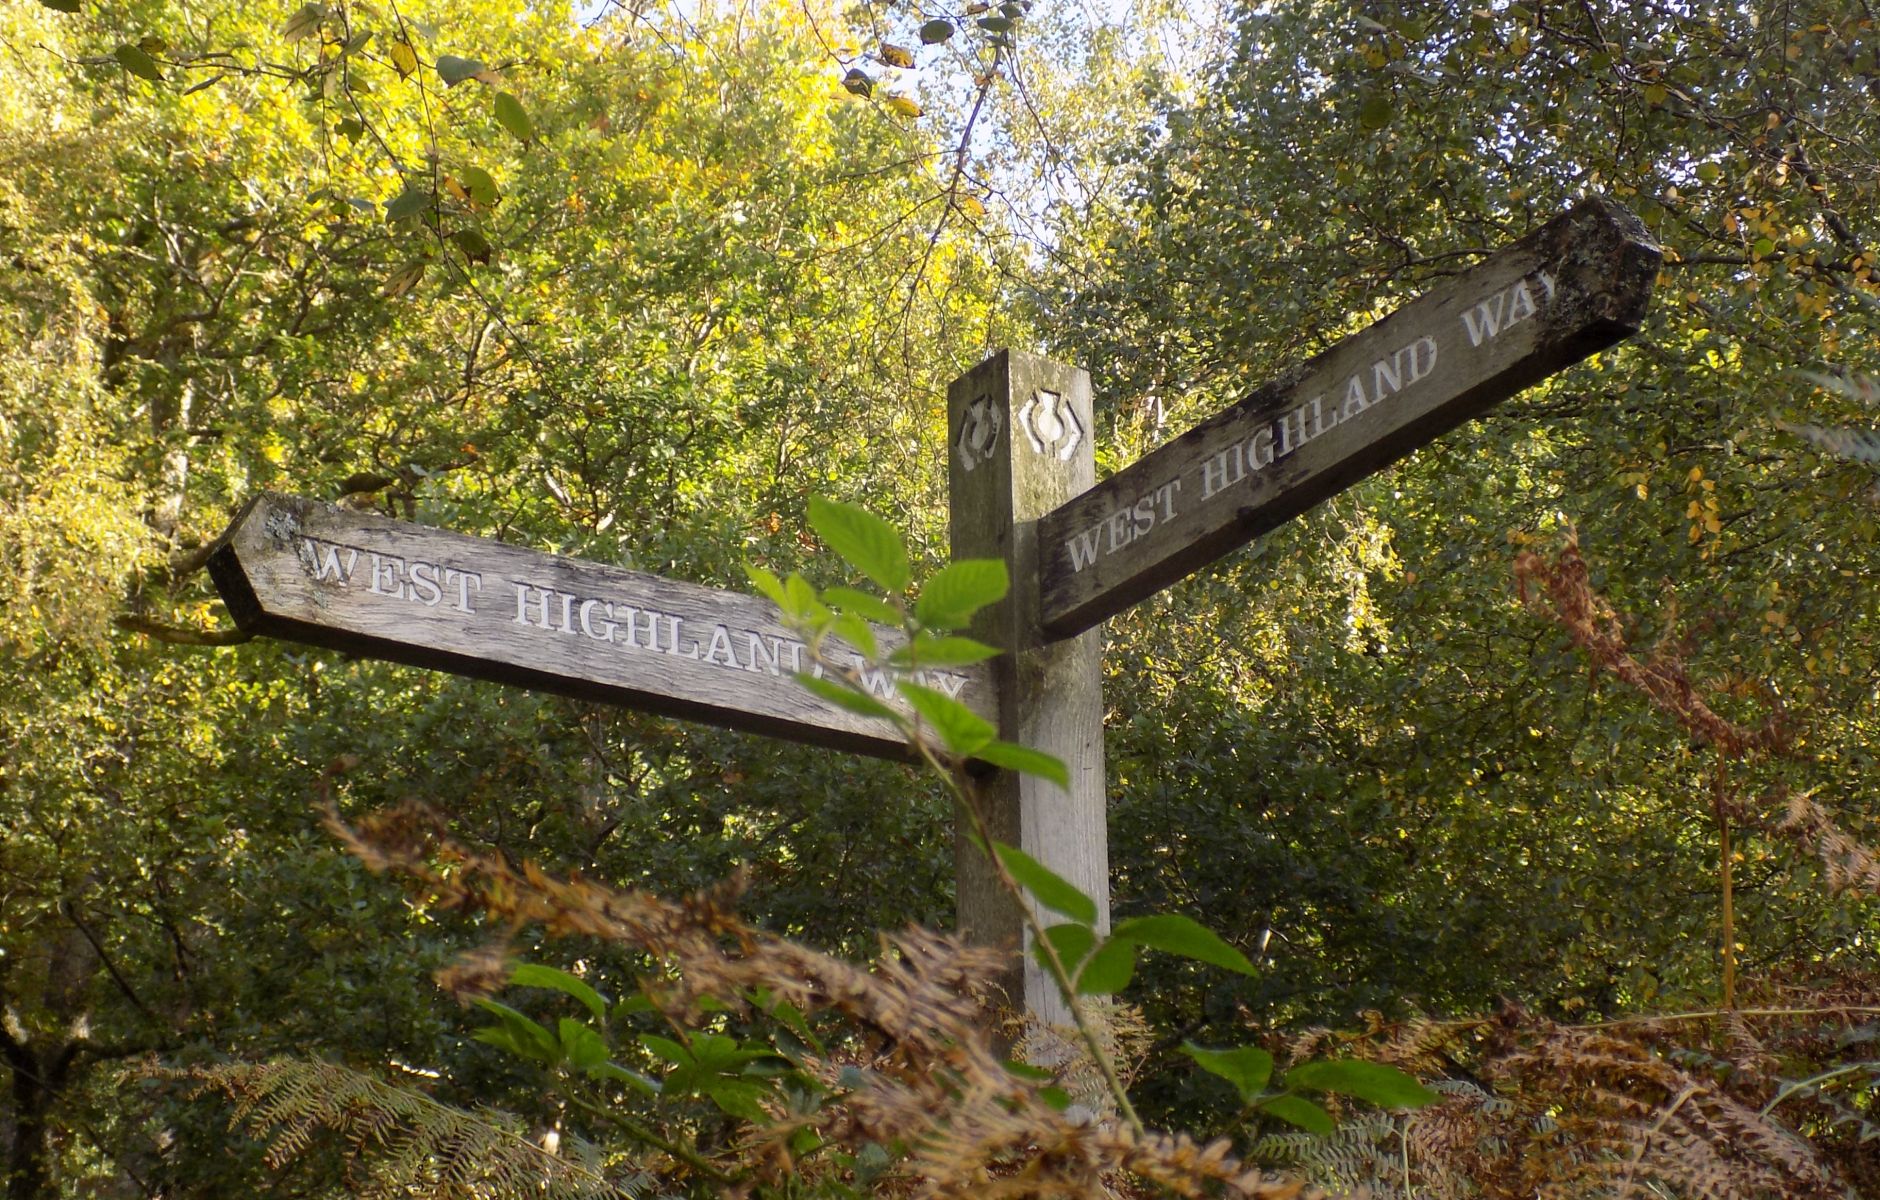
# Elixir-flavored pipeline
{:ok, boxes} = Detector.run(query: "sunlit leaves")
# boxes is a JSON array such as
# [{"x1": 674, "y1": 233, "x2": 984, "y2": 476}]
[
  {"x1": 436, "y1": 54, "x2": 489, "y2": 87},
  {"x1": 113, "y1": 44, "x2": 164, "y2": 82},
  {"x1": 493, "y1": 91, "x2": 533, "y2": 142}
]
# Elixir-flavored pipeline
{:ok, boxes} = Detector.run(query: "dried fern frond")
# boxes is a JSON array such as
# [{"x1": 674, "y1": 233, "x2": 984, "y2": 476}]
[
  {"x1": 1485, "y1": 1011, "x2": 1844, "y2": 1200},
  {"x1": 1797, "y1": 369, "x2": 1880, "y2": 408},
  {"x1": 1778, "y1": 420, "x2": 1880, "y2": 464},
  {"x1": 324, "y1": 800, "x2": 1330, "y2": 1200},
  {"x1": 1513, "y1": 542, "x2": 1788, "y2": 758},
  {"x1": 1780, "y1": 788, "x2": 1880, "y2": 897},
  {"x1": 157, "y1": 1058, "x2": 634, "y2": 1200}
]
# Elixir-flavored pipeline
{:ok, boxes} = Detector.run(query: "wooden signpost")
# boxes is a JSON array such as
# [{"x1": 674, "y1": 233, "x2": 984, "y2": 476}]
[
  {"x1": 207, "y1": 198, "x2": 1659, "y2": 1023},
  {"x1": 1035, "y1": 197, "x2": 1660, "y2": 638},
  {"x1": 208, "y1": 493, "x2": 994, "y2": 760}
]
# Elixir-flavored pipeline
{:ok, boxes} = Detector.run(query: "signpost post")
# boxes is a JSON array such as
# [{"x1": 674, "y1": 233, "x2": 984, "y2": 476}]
[{"x1": 206, "y1": 198, "x2": 1658, "y2": 1023}]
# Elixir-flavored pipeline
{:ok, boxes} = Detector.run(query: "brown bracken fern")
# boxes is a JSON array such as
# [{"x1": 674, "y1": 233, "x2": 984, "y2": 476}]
[{"x1": 316, "y1": 796, "x2": 1322, "y2": 1200}]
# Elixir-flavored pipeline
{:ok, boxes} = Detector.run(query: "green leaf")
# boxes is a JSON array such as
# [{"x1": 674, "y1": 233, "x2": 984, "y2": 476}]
[
  {"x1": 915, "y1": 559, "x2": 1008, "y2": 630},
  {"x1": 281, "y1": 4, "x2": 325, "y2": 42},
  {"x1": 745, "y1": 564, "x2": 788, "y2": 608},
  {"x1": 1284, "y1": 1059, "x2": 1440, "y2": 1109},
  {"x1": 829, "y1": 612, "x2": 878, "y2": 660},
  {"x1": 640, "y1": 1033, "x2": 691, "y2": 1067},
  {"x1": 1038, "y1": 1086, "x2": 1073, "y2": 1111},
  {"x1": 113, "y1": 45, "x2": 165, "y2": 82},
  {"x1": 992, "y1": 841, "x2": 1097, "y2": 924},
  {"x1": 380, "y1": 260, "x2": 427, "y2": 299},
  {"x1": 449, "y1": 228, "x2": 493, "y2": 264},
  {"x1": 897, "y1": 682, "x2": 994, "y2": 754},
  {"x1": 558, "y1": 1018, "x2": 609, "y2": 1071},
  {"x1": 494, "y1": 91, "x2": 534, "y2": 142},
  {"x1": 889, "y1": 634, "x2": 1001, "y2": 669},
  {"x1": 436, "y1": 54, "x2": 488, "y2": 86},
  {"x1": 807, "y1": 496, "x2": 909, "y2": 593},
  {"x1": 1181, "y1": 1042, "x2": 1273, "y2": 1103},
  {"x1": 1358, "y1": 91, "x2": 1393, "y2": 130},
  {"x1": 590, "y1": 1060, "x2": 660, "y2": 1094},
  {"x1": 796, "y1": 673, "x2": 897, "y2": 720},
  {"x1": 457, "y1": 165, "x2": 500, "y2": 206},
  {"x1": 975, "y1": 740, "x2": 1070, "y2": 788},
  {"x1": 1260, "y1": 1094, "x2": 1334, "y2": 1134},
  {"x1": 472, "y1": 999, "x2": 561, "y2": 1064},
  {"x1": 1111, "y1": 914, "x2": 1257, "y2": 977},
  {"x1": 822, "y1": 586, "x2": 900, "y2": 624},
  {"x1": 1034, "y1": 922, "x2": 1096, "y2": 973},
  {"x1": 1074, "y1": 937, "x2": 1136, "y2": 994},
  {"x1": 919, "y1": 18, "x2": 954, "y2": 43},
  {"x1": 510, "y1": 963, "x2": 608, "y2": 1023},
  {"x1": 38, "y1": 0, "x2": 82, "y2": 12},
  {"x1": 780, "y1": 573, "x2": 828, "y2": 622},
  {"x1": 977, "y1": 16, "x2": 1015, "y2": 34},
  {"x1": 703, "y1": 1079, "x2": 771, "y2": 1122},
  {"x1": 1003, "y1": 1059, "x2": 1054, "y2": 1082},
  {"x1": 384, "y1": 186, "x2": 431, "y2": 221}
]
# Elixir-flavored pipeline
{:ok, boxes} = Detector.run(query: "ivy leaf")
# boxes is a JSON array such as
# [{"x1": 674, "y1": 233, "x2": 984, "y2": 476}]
[
  {"x1": 1181, "y1": 1042, "x2": 1273, "y2": 1103},
  {"x1": 113, "y1": 45, "x2": 165, "y2": 82},
  {"x1": 1261, "y1": 1094, "x2": 1334, "y2": 1134},
  {"x1": 436, "y1": 54, "x2": 489, "y2": 87},
  {"x1": 897, "y1": 681, "x2": 993, "y2": 754},
  {"x1": 992, "y1": 841, "x2": 1097, "y2": 924},
  {"x1": 974, "y1": 740, "x2": 1069, "y2": 788},
  {"x1": 807, "y1": 496, "x2": 909, "y2": 593},
  {"x1": 1111, "y1": 914, "x2": 1257, "y2": 976},
  {"x1": 494, "y1": 92, "x2": 534, "y2": 142},
  {"x1": 1284, "y1": 1059, "x2": 1440, "y2": 1108},
  {"x1": 916, "y1": 559, "x2": 1008, "y2": 630}
]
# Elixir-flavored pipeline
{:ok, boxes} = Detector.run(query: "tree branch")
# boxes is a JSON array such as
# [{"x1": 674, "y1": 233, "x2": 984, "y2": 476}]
[{"x1": 114, "y1": 615, "x2": 251, "y2": 647}]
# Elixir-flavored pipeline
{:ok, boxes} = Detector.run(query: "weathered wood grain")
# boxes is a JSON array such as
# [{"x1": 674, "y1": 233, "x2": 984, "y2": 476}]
[
  {"x1": 948, "y1": 350, "x2": 1108, "y2": 1028},
  {"x1": 1037, "y1": 197, "x2": 1661, "y2": 638},
  {"x1": 207, "y1": 493, "x2": 993, "y2": 759}
]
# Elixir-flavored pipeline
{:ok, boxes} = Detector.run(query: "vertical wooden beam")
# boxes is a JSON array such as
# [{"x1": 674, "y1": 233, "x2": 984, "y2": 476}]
[{"x1": 947, "y1": 349, "x2": 1108, "y2": 1027}]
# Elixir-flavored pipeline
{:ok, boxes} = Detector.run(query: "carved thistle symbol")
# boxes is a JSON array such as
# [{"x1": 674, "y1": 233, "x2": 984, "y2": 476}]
[
  {"x1": 1017, "y1": 389, "x2": 1083, "y2": 462},
  {"x1": 954, "y1": 394, "x2": 1003, "y2": 473}
]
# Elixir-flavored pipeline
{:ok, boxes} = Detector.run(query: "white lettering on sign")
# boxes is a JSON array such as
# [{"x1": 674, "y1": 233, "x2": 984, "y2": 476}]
[
  {"x1": 1460, "y1": 270, "x2": 1556, "y2": 347},
  {"x1": 293, "y1": 535, "x2": 967, "y2": 701},
  {"x1": 1059, "y1": 264, "x2": 1561, "y2": 577}
]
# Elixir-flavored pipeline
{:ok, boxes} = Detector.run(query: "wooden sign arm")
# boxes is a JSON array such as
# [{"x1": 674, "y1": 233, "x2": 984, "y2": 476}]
[{"x1": 1035, "y1": 197, "x2": 1661, "y2": 640}]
